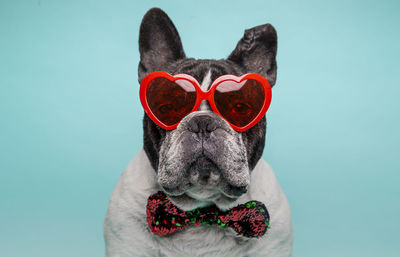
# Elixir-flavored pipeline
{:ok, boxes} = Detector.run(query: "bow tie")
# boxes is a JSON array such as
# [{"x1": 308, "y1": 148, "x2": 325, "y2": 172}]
[{"x1": 146, "y1": 191, "x2": 270, "y2": 238}]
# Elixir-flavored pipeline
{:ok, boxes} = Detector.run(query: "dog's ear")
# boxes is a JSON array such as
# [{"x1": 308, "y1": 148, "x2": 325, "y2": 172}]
[
  {"x1": 138, "y1": 8, "x2": 186, "y2": 82},
  {"x1": 228, "y1": 24, "x2": 278, "y2": 86}
]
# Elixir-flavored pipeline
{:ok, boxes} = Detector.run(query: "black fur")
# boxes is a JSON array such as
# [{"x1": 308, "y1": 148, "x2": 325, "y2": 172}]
[{"x1": 139, "y1": 8, "x2": 277, "y2": 172}]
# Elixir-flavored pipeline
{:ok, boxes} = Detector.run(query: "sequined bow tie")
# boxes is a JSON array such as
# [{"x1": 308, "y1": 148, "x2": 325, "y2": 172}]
[{"x1": 146, "y1": 191, "x2": 270, "y2": 238}]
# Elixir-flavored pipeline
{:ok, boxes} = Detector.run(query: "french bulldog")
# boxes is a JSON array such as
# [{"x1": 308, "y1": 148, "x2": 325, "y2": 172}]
[{"x1": 104, "y1": 8, "x2": 293, "y2": 257}]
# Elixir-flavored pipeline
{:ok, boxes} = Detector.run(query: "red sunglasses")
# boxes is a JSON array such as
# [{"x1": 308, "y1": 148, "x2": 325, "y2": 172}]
[{"x1": 139, "y1": 71, "x2": 272, "y2": 132}]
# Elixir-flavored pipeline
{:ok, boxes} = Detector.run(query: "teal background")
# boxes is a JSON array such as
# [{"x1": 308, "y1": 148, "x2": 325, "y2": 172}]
[{"x1": 1, "y1": 0, "x2": 399, "y2": 256}]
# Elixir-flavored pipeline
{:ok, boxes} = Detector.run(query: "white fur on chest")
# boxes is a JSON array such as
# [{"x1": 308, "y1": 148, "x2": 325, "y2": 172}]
[{"x1": 104, "y1": 150, "x2": 293, "y2": 257}]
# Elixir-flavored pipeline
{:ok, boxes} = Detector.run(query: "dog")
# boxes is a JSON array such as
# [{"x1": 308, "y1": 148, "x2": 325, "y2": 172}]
[{"x1": 104, "y1": 8, "x2": 293, "y2": 257}]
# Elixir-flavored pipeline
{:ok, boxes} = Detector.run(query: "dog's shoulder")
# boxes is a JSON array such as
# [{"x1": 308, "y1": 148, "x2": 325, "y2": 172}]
[
  {"x1": 104, "y1": 149, "x2": 162, "y2": 256},
  {"x1": 244, "y1": 159, "x2": 293, "y2": 256}
]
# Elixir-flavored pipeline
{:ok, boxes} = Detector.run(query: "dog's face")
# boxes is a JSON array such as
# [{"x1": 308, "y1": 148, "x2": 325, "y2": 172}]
[{"x1": 139, "y1": 8, "x2": 277, "y2": 211}]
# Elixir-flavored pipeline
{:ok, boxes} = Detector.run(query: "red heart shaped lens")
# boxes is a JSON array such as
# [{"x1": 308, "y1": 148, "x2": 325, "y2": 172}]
[
  {"x1": 214, "y1": 79, "x2": 265, "y2": 128},
  {"x1": 146, "y1": 77, "x2": 197, "y2": 126}
]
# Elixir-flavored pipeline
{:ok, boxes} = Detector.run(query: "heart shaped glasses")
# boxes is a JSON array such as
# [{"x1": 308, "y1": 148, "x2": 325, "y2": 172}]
[{"x1": 139, "y1": 71, "x2": 272, "y2": 132}]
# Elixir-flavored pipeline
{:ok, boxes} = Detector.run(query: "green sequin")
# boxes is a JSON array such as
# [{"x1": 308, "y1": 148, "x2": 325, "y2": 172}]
[
  {"x1": 176, "y1": 223, "x2": 181, "y2": 227},
  {"x1": 155, "y1": 221, "x2": 159, "y2": 225}
]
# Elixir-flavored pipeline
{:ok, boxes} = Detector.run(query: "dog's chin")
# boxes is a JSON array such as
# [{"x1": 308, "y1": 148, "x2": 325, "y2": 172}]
[
  {"x1": 186, "y1": 186, "x2": 220, "y2": 201},
  {"x1": 165, "y1": 187, "x2": 240, "y2": 211}
]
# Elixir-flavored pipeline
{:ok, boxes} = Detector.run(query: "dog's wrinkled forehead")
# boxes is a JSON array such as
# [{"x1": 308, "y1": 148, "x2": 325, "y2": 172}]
[{"x1": 165, "y1": 59, "x2": 245, "y2": 90}]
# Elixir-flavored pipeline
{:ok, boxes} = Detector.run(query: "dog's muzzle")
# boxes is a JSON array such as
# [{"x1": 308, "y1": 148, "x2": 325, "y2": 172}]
[{"x1": 159, "y1": 111, "x2": 249, "y2": 200}]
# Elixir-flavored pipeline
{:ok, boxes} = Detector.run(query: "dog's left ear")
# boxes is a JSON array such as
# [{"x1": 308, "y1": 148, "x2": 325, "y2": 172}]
[
  {"x1": 138, "y1": 8, "x2": 186, "y2": 82},
  {"x1": 228, "y1": 24, "x2": 278, "y2": 86}
]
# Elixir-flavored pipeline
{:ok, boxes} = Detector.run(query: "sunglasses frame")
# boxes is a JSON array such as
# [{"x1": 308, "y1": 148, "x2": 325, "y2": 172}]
[{"x1": 139, "y1": 71, "x2": 272, "y2": 132}]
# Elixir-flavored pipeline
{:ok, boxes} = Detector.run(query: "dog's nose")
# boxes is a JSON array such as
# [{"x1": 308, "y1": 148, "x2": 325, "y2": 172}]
[{"x1": 187, "y1": 113, "x2": 218, "y2": 133}]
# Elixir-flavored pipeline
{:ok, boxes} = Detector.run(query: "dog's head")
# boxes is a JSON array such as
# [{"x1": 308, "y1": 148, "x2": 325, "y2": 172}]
[{"x1": 138, "y1": 8, "x2": 277, "y2": 211}]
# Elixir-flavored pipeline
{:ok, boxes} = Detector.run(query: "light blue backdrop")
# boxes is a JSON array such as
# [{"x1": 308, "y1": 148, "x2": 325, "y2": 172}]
[{"x1": 1, "y1": 0, "x2": 399, "y2": 256}]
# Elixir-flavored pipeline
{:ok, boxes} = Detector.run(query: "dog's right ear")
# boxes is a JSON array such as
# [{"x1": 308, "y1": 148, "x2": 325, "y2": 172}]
[{"x1": 138, "y1": 8, "x2": 186, "y2": 82}]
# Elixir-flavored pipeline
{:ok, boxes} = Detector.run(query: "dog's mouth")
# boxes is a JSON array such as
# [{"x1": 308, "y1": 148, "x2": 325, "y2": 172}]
[
  {"x1": 158, "y1": 154, "x2": 249, "y2": 210},
  {"x1": 161, "y1": 156, "x2": 247, "y2": 197},
  {"x1": 160, "y1": 167, "x2": 248, "y2": 210},
  {"x1": 163, "y1": 187, "x2": 245, "y2": 211}
]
